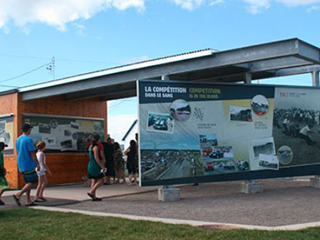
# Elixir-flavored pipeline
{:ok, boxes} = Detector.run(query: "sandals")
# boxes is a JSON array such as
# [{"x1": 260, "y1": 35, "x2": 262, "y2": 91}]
[
  {"x1": 34, "y1": 197, "x2": 47, "y2": 203},
  {"x1": 87, "y1": 192, "x2": 95, "y2": 200},
  {"x1": 92, "y1": 197, "x2": 102, "y2": 202},
  {"x1": 25, "y1": 202, "x2": 37, "y2": 207},
  {"x1": 13, "y1": 195, "x2": 21, "y2": 206},
  {"x1": 87, "y1": 192, "x2": 102, "y2": 201}
]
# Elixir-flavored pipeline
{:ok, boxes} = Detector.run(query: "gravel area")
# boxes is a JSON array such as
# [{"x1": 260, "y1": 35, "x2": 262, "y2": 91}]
[{"x1": 55, "y1": 179, "x2": 320, "y2": 227}]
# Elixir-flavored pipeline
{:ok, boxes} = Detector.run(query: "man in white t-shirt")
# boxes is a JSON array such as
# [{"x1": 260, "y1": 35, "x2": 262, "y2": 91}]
[{"x1": 299, "y1": 124, "x2": 316, "y2": 146}]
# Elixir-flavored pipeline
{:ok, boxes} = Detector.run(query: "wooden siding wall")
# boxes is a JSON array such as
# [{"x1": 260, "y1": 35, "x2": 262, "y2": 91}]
[
  {"x1": 0, "y1": 93, "x2": 19, "y2": 188},
  {"x1": 17, "y1": 154, "x2": 89, "y2": 187},
  {"x1": 0, "y1": 94, "x2": 107, "y2": 189},
  {"x1": 17, "y1": 95, "x2": 107, "y2": 187},
  {"x1": 19, "y1": 95, "x2": 107, "y2": 118},
  {"x1": 0, "y1": 93, "x2": 17, "y2": 114}
]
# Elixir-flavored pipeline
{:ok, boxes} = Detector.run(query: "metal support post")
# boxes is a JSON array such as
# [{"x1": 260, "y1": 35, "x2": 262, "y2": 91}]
[
  {"x1": 312, "y1": 71, "x2": 319, "y2": 87},
  {"x1": 244, "y1": 72, "x2": 252, "y2": 84},
  {"x1": 161, "y1": 75, "x2": 170, "y2": 81}
]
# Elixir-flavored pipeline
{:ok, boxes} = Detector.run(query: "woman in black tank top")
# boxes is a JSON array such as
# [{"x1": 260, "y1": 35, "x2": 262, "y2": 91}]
[{"x1": 125, "y1": 140, "x2": 137, "y2": 185}]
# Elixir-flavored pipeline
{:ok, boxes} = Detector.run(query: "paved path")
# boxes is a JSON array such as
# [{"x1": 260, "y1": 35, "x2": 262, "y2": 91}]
[
  {"x1": 2, "y1": 182, "x2": 158, "y2": 201},
  {"x1": 40, "y1": 179, "x2": 320, "y2": 227},
  {"x1": 2, "y1": 178, "x2": 320, "y2": 230},
  {"x1": 0, "y1": 195, "x2": 78, "y2": 210},
  {"x1": 1, "y1": 181, "x2": 157, "y2": 209}
]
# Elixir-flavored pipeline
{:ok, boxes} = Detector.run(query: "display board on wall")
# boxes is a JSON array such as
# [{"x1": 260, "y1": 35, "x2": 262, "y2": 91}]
[
  {"x1": 138, "y1": 80, "x2": 320, "y2": 186},
  {"x1": 0, "y1": 115, "x2": 14, "y2": 154},
  {"x1": 23, "y1": 114, "x2": 105, "y2": 152}
]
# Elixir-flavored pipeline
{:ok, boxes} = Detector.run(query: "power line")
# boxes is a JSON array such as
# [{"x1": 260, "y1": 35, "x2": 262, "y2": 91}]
[
  {"x1": 108, "y1": 99, "x2": 133, "y2": 109},
  {"x1": 108, "y1": 99, "x2": 135, "y2": 112},
  {"x1": 0, "y1": 84, "x2": 19, "y2": 88},
  {"x1": 0, "y1": 62, "x2": 50, "y2": 83}
]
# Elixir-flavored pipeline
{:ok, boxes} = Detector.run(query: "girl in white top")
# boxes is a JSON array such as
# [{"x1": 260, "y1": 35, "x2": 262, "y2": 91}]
[{"x1": 35, "y1": 141, "x2": 52, "y2": 202}]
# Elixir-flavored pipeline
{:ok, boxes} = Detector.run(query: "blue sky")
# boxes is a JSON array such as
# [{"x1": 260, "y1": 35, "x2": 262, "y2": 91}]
[{"x1": 0, "y1": 0, "x2": 319, "y2": 141}]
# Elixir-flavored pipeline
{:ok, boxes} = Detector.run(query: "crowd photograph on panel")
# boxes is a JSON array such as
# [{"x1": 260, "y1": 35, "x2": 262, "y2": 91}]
[{"x1": 273, "y1": 107, "x2": 320, "y2": 166}]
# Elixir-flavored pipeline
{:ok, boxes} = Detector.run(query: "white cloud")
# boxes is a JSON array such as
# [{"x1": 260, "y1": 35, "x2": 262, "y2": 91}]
[
  {"x1": 73, "y1": 23, "x2": 86, "y2": 36},
  {"x1": 242, "y1": 0, "x2": 270, "y2": 14},
  {"x1": 276, "y1": 0, "x2": 320, "y2": 7},
  {"x1": 112, "y1": 0, "x2": 145, "y2": 10},
  {"x1": 209, "y1": 0, "x2": 225, "y2": 6},
  {"x1": 0, "y1": 0, "x2": 145, "y2": 32},
  {"x1": 172, "y1": 0, "x2": 206, "y2": 10},
  {"x1": 121, "y1": 55, "x2": 150, "y2": 65},
  {"x1": 2, "y1": 25, "x2": 9, "y2": 34},
  {"x1": 241, "y1": 0, "x2": 320, "y2": 14},
  {"x1": 307, "y1": 5, "x2": 320, "y2": 11},
  {"x1": 172, "y1": 0, "x2": 225, "y2": 10},
  {"x1": 107, "y1": 114, "x2": 137, "y2": 143},
  {"x1": 0, "y1": 0, "x2": 319, "y2": 32}
]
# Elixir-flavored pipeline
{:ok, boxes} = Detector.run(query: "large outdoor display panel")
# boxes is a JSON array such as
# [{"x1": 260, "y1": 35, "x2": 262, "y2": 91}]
[
  {"x1": 23, "y1": 114, "x2": 104, "y2": 152},
  {"x1": 138, "y1": 80, "x2": 320, "y2": 186},
  {"x1": 0, "y1": 115, "x2": 14, "y2": 153}
]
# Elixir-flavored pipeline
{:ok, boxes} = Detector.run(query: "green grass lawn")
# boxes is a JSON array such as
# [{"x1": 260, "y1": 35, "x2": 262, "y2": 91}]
[{"x1": 1, "y1": 208, "x2": 320, "y2": 240}]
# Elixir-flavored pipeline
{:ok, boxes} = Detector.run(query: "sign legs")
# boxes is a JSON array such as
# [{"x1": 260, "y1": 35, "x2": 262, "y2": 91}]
[
  {"x1": 310, "y1": 175, "x2": 320, "y2": 188},
  {"x1": 158, "y1": 185, "x2": 180, "y2": 201},
  {"x1": 241, "y1": 180, "x2": 263, "y2": 194}
]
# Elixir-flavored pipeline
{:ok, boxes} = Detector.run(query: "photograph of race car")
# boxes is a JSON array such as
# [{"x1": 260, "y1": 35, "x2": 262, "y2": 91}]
[
  {"x1": 147, "y1": 112, "x2": 174, "y2": 134},
  {"x1": 170, "y1": 99, "x2": 191, "y2": 122},
  {"x1": 230, "y1": 106, "x2": 253, "y2": 122},
  {"x1": 251, "y1": 94, "x2": 269, "y2": 116}
]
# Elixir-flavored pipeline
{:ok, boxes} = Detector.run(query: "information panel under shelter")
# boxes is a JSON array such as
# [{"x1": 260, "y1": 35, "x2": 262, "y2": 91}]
[
  {"x1": 23, "y1": 114, "x2": 104, "y2": 152},
  {"x1": 0, "y1": 115, "x2": 14, "y2": 153},
  {"x1": 138, "y1": 80, "x2": 320, "y2": 186}
]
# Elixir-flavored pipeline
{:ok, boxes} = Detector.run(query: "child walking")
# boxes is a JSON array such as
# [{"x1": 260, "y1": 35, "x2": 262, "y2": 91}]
[
  {"x1": 35, "y1": 141, "x2": 52, "y2": 202},
  {"x1": 113, "y1": 142, "x2": 126, "y2": 184},
  {"x1": 0, "y1": 142, "x2": 9, "y2": 205}
]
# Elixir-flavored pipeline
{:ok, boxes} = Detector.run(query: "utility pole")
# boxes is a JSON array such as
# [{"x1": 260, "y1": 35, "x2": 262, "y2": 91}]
[{"x1": 47, "y1": 57, "x2": 55, "y2": 80}]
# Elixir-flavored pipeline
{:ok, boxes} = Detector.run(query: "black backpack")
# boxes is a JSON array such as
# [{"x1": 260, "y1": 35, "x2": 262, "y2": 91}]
[{"x1": 0, "y1": 167, "x2": 6, "y2": 177}]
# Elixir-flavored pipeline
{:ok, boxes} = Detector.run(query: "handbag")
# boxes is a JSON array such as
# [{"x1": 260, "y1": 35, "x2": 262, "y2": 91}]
[{"x1": 0, "y1": 167, "x2": 6, "y2": 177}]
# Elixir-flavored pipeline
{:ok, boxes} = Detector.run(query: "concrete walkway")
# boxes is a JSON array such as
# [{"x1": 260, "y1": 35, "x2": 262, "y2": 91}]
[
  {"x1": 3, "y1": 182, "x2": 158, "y2": 201},
  {"x1": 2, "y1": 178, "x2": 320, "y2": 231}
]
